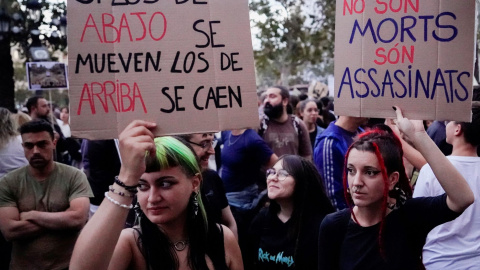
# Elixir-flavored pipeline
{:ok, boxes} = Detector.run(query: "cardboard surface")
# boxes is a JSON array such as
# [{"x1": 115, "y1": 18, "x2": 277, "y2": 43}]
[
  {"x1": 334, "y1": 0, "x2": 475, "y2": 121},
  {"x1": 26, "y1": 62, "x2": 68, "y2": 90},
  {"x1": 67, "y1": 0, "x2": 258, "y2": 139}
]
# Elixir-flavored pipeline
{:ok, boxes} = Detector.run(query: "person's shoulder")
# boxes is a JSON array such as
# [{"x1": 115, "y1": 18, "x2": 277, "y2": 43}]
[
  {"x1": 251, "y1": 207, "x2": 270, "y2": 226},
  {"x1": 1, "y1": 166, "x2": 28, "y2": 182},
  {"x1": 56, "y1": 162, "x2": 83, "y2": 174},
  {"x1": 202, "y1": 169, "x2": 222, "y2": 183},
  {"x1": 323, "y1": 209, "x2": 350, "y2": 223},
  {"x1": 319, "y1": 209, "x2": 350, "y2": 236}
]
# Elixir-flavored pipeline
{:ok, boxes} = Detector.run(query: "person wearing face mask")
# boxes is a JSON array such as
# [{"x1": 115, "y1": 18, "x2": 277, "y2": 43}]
[{"x1": 259, "y1": 86, "x2": 312, "y2": 159}]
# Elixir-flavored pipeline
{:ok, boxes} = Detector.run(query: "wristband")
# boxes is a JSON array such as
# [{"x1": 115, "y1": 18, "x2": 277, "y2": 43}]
[{"x1": 114, "y1": 176, "x2": 139, "y2": 193}]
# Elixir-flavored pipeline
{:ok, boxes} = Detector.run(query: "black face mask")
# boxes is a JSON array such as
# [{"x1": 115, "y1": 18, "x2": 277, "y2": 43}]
[{"x1": 264, "y1": 102, "x2": 284, "y2": 119}]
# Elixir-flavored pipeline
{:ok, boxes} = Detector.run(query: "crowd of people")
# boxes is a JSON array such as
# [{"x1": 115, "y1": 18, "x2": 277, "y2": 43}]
[{"x1": 0, "y1": 85, "x2": 479, "y2": 270}]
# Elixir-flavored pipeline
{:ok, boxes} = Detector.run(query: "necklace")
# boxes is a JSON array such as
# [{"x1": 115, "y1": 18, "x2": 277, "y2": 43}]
[
  {"x1": 173, "y1": 240, "x2": 188, "y2": 251},
  {"x1": 228, "y1": 132, "x2": 242, "y2": 146}
]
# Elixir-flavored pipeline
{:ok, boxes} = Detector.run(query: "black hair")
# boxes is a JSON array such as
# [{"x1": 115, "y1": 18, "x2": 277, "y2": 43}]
[
  {"x1": 26, "y1": 96, "x2": 43, "y2": 114},
  {"x1": 269, "y1": 155, "x2": 334, "y2": 263},
  {"x1": 135, "y1": 136, "x2": 227, "y2": 270},
  {"x1": 19, "y1": 119, "x2": 54, "y2": 140},
  {"x1": 455, "y1": 109, "x2": 480, "y2": 147},
  {"x1": 270, "y1": 85, "x2": 290, "y2": 100}
]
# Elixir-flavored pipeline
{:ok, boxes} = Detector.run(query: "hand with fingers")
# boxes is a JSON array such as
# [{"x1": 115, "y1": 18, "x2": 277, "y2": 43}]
[
  {"x1": 392, "y1": 106, "x2": 426, "y2": 144},
  {"x1": 117, "y1": 120, "x2": 157, "y2": 186}
]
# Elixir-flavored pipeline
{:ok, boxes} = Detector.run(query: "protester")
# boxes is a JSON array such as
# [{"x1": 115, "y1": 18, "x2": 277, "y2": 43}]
[
  {"x1": 318, "y1": 107, "x2": 474, "y2": 270},
  {"x1": 298, "y1": 99, "x2": 324, "y2": 150},
  {"x1": 177, "y1": 132, "x2": 238, "y2": 239},
  {"x1": 426, "y1": 120, "x2": 453, "y2": 156},
  {"x1": 316, "y1": 97, "x2": 336, "y2": 129},
  {"x1": 259, "y1": 86, "x2": 312, "y2": 159},
  {"x1": 0, "y1": 108, "x2": 29, "y2": 269},
  {"x1": 0, "y1": 120, "x2": 92, "y2": 270},
  {"x1": 70, "y1": 120, "x2": 243, "y2": 270},
  {"x1": 25, "y1": 96, "x2": 72, "y2": 164},
  {"x1": 0, "y1": 108, "x2": 28, "y2": 177},
  {"x1": 56, "y1": 106, "x2": 71, "y2": 138},
  {"x1": 81, "y1": 139, "x2": 122, "y2": 218},
  {"x1": 413, "y1": 110, "x2": 480, "y2": 269},
  {"x1": 220, "y1": 128, "x2": 277, "y2": 261},
  {"x1": 247, "y1": 155, "x2": 334, "y2": 269},
  {"x1": 313, "y1": 116, "x2": 366, "y2": 210}
]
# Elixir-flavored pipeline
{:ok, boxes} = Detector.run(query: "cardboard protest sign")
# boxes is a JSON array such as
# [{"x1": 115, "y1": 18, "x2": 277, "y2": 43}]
[
  {"x1": 334, "y1": 0, "x2": 475, "y2": 121},
  {"x1": 67, "y1": 0, "x2": 258, "y2": 140},
  {"x1": 26, "y1": 62, "x2": 68, "y2": 90}
]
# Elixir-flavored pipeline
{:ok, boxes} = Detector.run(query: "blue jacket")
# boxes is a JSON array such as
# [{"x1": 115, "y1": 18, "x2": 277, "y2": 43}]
[{"x1": 313, "y1": 122, "x2": 361, "y2": 210}]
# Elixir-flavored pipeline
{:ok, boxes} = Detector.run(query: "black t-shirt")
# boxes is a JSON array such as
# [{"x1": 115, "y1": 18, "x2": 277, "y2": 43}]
[
  {"x1": 201, "y1": 169, "x2": 229, "y2": 224},
  {"x1": 248, "y1": 207, "x2": 325, "y2": 270},
  {"x1": 318, "y1": 194, "x2": 461, "y2": 270}
]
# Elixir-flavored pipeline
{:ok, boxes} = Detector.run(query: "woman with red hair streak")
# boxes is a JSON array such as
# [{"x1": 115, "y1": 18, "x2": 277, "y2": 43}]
[{"x1": 317, "y1": 107, "x2": 474, "y2": 270}]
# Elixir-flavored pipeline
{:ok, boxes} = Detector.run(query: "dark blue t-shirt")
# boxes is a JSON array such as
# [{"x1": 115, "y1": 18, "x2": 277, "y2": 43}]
[{"x1": 220, "y1": 129, "x2": 273, "y2": 193}]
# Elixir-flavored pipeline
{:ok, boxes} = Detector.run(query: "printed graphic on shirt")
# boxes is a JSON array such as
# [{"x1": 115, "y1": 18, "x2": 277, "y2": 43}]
[
  {"x1": 268, "y1": 133, "x2": 295, "y2": 149},
  {"x1": 258, "y1": 248, "x2": 294, "y2": 267}
]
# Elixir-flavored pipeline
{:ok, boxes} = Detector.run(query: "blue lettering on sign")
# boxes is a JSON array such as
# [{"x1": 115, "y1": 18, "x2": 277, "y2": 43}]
[
  {"x1": 349, "y1": 12, "x2": 458, "y2": 44},
  {"x1": 337, "y1": 66, "x2": 470, "y2": 103},
  {"x1": 258, "y1": 248, "x2": 294, "y2": 267}
]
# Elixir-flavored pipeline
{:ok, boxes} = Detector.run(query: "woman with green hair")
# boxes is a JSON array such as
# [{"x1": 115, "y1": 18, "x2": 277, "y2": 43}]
[{"x1": 71, "y1": 120, "x2": 243, "y2": 270}]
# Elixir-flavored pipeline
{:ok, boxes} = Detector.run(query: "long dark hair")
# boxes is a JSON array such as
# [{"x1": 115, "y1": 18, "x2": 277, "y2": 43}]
[
  {"x1": 134, "y1": 136, "x2": 226, "y2": 270},
  {"x1": 342, "y1": 129, "x2": 412, "y2": 258},
  {"x1": 269, "y1": 155, "x2": 334, "y2": 260}
]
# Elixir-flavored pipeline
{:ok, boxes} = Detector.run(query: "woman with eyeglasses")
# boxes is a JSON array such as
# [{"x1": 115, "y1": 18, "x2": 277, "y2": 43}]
[{"x1": 246, "y1": 155, "x2": 334, "y2": 270}]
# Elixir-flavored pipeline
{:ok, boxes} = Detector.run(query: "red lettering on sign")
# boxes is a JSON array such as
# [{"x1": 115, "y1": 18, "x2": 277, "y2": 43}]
[{"x1": 77, "y1": 81, "x2": 147, "y2": 115}]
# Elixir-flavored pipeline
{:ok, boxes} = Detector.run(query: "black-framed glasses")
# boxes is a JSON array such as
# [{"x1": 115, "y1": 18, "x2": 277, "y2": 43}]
[
  {"x1": 187, "y1": 139, "x2": 217, "y2": 149},
  {"x1": 22, "y1": 140, "x2": 50, "y2": 150},
  {"x1": 266, "y1": 168, "x2": 290, "y2": 181}
]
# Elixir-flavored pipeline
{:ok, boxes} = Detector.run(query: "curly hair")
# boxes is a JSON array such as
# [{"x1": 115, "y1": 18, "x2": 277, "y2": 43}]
[{"x1": 0, "y1": 108, "x2": 17, "y2": 149}]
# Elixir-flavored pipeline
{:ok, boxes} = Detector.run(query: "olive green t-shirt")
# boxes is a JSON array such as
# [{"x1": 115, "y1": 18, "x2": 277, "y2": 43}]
[{"x1": 0, "y1": 162, "x2": 93, "y2": 270}]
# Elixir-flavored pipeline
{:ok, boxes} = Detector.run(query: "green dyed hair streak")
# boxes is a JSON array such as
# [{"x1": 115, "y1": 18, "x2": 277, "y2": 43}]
[{"x1": 146, "y1": 136, "x2": 208, "y2": 230}]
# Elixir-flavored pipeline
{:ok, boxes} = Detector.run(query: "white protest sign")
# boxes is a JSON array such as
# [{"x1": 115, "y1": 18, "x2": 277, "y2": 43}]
[
  {"x1": 67, "y1": 0, "x2": 258, "y2": 139},
  {"x1": 334, "y1": 0, "x2": 475, "y2": 121}
]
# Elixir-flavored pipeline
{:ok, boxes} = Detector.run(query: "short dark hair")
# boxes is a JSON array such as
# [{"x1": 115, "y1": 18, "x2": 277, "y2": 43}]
[
  {"x1": 176, "y1": 133, "x2": 193, "y2": 141},
  {"x1": 270, "y1": 85, "x2": 290, "y2": 100},
  {"x1": 60, "y1": 106, "x2": 69, "y2": 113},
  {"x1": 299, "y1": 99, "x2": 318, "y2": 114},
  {"x1": 456, "y1": 109, "x2": 480, "y2": 147},
  {"x1": 19, "y1": 119, "x2": 54, "y2": 140},
  {"x1": 26, "y1": 96, "x2": 43, "y2": 114}
]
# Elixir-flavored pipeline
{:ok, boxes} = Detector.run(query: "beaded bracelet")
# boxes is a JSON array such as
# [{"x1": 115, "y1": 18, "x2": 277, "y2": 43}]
[
  {"x1": 114, "y1": 176, "x2": 139, "y2": 193},
  {"x1": 109, "y1": 185, "x2": 135, "y2": 197},
  {"x1": 104, "y1": 192, "x2": 133, "y2": 209}
]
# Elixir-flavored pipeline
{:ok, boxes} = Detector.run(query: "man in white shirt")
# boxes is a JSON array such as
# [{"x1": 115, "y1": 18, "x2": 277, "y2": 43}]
[{"x1": 413, "y1": 110, "x2": 480, "y2": 269}]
